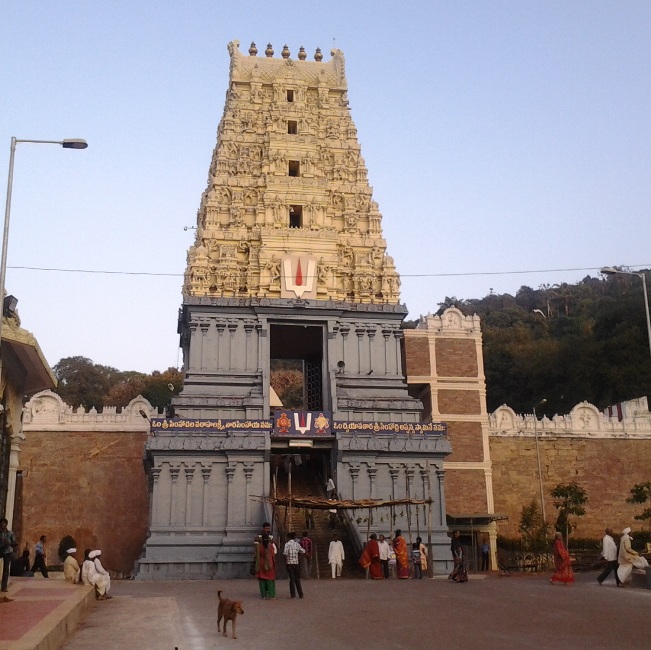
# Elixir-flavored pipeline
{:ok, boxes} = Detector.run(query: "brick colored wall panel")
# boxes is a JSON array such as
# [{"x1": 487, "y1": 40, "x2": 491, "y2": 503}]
[
  {"x1": 436, "y1": 339, "x2": 478, "y2": 377},
  {"x1": 404, "y1": 335, "x2": 431, "y2": 377},
  {"x1": 438, "y1": 390, "x2": 481, "y2": 416},
  {"x1": 445, "y1": 469, "x2": 488, "y2": 515},
  {"x1": 446, "y1": 421, "x2": 484, "y2": 463}
]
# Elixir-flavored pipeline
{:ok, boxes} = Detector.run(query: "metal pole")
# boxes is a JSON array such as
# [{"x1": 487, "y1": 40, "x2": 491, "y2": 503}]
[
  {"x1": 638, "y1": 272, "x2": 651, "y2": 360},
  {"x1": 533, "y1": 405, "x2": 547, "y2": 526},
  {"x1": 0, "y1": 137, "x2": 17, "y2": 384}
]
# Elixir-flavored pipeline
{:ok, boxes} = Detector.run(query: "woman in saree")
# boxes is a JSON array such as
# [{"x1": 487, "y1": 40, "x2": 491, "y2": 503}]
[
  {"x1": 550, "y1": 531, "x2": 574, "y2": 585},
  {"x1": 392, "y1": 530, "x2": 410, "y2": 579},
  {"x1": 448, "y1": 530, "x2": 468, "y2": 582},
  {"x1": 255, "y1": 534, "x2": 277, "y2": 599},
  {"x1": 359, "y1": 533, "x2": 384, "y2": 579}
]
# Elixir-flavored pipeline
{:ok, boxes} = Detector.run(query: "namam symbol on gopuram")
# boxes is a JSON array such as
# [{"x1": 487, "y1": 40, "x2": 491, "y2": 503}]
[{"x1": 183, "y1": 40, "x2": 401, "y2": 304}]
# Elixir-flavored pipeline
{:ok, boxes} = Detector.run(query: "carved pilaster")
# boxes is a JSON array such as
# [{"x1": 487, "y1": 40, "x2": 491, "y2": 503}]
[
  {"x1": 367, "y1": 464, "x2": 377, "y2": 500},
  {"x1": 150, "y1": 467, "x2": 161, "y2": 525},
  {"x1": 243, "y1": 463, "x2": 254, "y2": 525},
  {"x1": 201, "y1": 466, "x2": 212, "y2": 526},
  {"x1": 225, "y1": 463, "x2": 237, "y2": 528},
  {"x1": 169, "y1": 466, "x2": 180, "y2": 526},
  {"x1": 184, "y1": 467, "x2": 195, "y2": 525}
]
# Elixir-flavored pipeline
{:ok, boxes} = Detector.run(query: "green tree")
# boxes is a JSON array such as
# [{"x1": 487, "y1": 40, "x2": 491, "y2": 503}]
[
  {"x1": 626, "y1": 482, "x2": 651, "y2": 531},
  {"x1": 518, "y1": 498, "x2": 547, "y2": 551},
  {"x1": 551, "y1": 481, "x2": 588, "y2": 545},
  {"x1": 53, "y1": 356, "x2": 120, "y2": 411}
]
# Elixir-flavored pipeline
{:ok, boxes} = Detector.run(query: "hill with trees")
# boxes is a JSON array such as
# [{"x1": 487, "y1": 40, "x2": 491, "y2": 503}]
[{"x1": 406, "y1": 269, "x2": 651, "y2": 416}]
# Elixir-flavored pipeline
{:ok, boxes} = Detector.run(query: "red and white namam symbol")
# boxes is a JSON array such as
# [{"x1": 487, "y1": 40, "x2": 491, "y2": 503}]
[{"x1": 281, "y1": 255, "x2": 317, "y2": 299}]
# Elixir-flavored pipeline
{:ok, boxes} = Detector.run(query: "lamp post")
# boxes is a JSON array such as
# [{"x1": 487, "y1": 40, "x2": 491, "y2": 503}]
[
  {"x1": 600, "y1": 267, "x2": 651, "y2": 360},
  {"x1": 1, "y1": 137, "x2": 88, "y2": 385},
  {"x1": 533, "y1": 398, "x2": 547, "y2": 528}
]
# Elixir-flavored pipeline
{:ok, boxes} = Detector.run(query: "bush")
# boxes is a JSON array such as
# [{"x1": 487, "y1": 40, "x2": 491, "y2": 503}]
[{"x1": 58, "y1": 535, "x2": 77, "y2": 562}]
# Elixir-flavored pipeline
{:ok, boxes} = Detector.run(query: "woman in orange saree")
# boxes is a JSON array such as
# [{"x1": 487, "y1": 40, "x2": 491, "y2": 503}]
[
  {"x1": 359, "y1": 534, "x2": 384, "y2": 579},
  {"x1": 550, "y1": 532, "x2": 574, "y2": 585},
  {"x1": 393, "y1": 530, "x2": 410, "y2": 579}
]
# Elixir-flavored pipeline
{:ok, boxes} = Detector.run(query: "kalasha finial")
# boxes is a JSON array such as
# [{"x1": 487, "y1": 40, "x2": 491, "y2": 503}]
[
  {"x1": 265, "y1": 43, "x2": 274, "y2": 57},
  {"x1": 298, "y1": 46, "x2": 307, "y2": 61},
  {"x1": 249, "y1": 42, "x2": 258, "y2": 56},
  {"x1": 314, "y1": 47, "x2": 323, "y2": 62},
  {"x1": 281, "y1": 44, "x2": 290, "y2": 59}
]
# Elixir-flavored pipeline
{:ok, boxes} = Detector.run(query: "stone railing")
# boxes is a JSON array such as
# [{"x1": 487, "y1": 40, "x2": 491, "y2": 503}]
[{"x1": 490, "y1": 397, "x2": 651, "y2": 439}]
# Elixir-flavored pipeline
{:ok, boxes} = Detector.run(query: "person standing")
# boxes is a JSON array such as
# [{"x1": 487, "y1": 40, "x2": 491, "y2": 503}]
[
  {"x1": 378, "y1": 534, "x2": 391, "y2": 579},
  {"x1": 1, "y1": 518, "x2": 17, "y2": 592},
  {"x1": 299, "y1": 531, "x2": 313, "y2": 579},
  {"x1": 480, "y1": 537, "x2": 490, "y2": 571},
  {"x1": 326, "y1": 477, "x2": 336, "y2": 499},
  {"x1": 448, "y1": 530, "x2": 468, "y2": 582},
  {"x1": 283, "y1": 532, "x2": 305, "y2": 598},
  {"x1": 255, "y1": 534, "x2": 276, "y2": 599},
  {"x1": 417, "y1": 536, "x2": 428, "y2": 577},
  {"x1": 328, "y1": 533, "x2": 345, "y2": 578},
  {"x1": 31, "y1": 535, "x2": 49, "y2": 578},
  {"x1": 597, "y1": 528, "x2": 620, "y2": 586},
  {"x1": 549, "y1": 532, "x2": 574, "y2": 585},
  {"x1": 359, "y1": 533, "x2": 383, "y2": 579},
  {"x1": 392, "y1": 529, "x2": 409, "y2": 579},
  {"x1": 63, "y1": 548, "x2": 81, "y2": 584},
  {"x1": 411, "y1": 542, "x2": 422, "y2": 579}
]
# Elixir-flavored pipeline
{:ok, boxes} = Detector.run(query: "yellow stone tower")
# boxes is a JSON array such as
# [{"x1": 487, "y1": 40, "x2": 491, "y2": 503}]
[{"x1": 184, "y1": 40, "x2": 400, "y2": 304}]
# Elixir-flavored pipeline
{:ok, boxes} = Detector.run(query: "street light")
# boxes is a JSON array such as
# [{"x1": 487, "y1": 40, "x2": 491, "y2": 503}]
[
  {"x1": 1, "y1": 137, "x2": 88, "y2": 384},
  {"x1": 601, "y1": 267, "x2": 651, "y2": 360},
  {"x1": 533, "y1": 398, "x2": 547, "y2": 529}
]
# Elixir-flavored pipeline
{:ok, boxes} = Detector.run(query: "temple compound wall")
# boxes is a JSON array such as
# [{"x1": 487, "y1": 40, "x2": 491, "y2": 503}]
[
  {"x1": 490, "y1": 398, "x2": 651, "y2": 539},
  {"x1": 20, "y1": 391, "x2": 153, "y2": 574}
]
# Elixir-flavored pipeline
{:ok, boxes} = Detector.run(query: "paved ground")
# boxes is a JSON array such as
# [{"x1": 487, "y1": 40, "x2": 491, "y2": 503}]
[{"x1": 60, "y1": 572, "x2": 650, "y2": 650}]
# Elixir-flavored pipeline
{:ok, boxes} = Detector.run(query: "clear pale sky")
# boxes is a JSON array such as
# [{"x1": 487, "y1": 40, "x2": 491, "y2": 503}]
[{"x1": 2, "y1": 1, "x2": 650, "y2": 373}]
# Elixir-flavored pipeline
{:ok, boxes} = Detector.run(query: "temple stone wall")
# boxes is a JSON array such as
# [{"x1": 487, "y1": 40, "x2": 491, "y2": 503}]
[
  {"x1": 490, "y1": 399, "x2": 651, "y2": 538},
  {"x1": 20, "y1": 391, "x2": 153, "y2": 574},
  {"x1": 336, "y1": 432, "x2": 453, "y2": 572}
]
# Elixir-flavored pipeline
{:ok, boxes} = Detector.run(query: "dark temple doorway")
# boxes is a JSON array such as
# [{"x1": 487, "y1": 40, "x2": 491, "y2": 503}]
[{"x1": 269, "y1": 324, "x2": 325, "y2": 411}]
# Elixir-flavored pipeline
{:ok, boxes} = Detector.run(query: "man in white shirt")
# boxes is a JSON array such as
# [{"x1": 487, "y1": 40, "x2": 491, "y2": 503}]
[
  {"x1": 597, "y1": 527, "x2": 620, "y2": 586},
  {"x1": 378, "y1": 534, "x2": 391, "y2": 579},
  {"x1": 328, "y1": 533, "x2": 345, "y2": 578}
]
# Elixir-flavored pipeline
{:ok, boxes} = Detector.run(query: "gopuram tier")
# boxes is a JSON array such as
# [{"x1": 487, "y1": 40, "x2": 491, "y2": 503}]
[{"x1": 139, "y1": 41, "x2": 451, "y2": 580}]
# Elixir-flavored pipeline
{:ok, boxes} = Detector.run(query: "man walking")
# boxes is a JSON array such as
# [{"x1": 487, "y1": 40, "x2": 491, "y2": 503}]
[
  {"x1": 597, "y1": 527, "x2": 620, "y2": 586},
  {"x1": 31, "y1": 534, "x2": 49, "y2": 578},
  {"x1": 299, "y1": 531, "x2": 313, "y2": 579},
  {"x1": 283, "y1": 531, "x2": 305, "y2": 598},
  {"x1": 1, "y1": 518, "x2": 17, "y2": 592},
  {"x1": 328, "y1": 533, "x2": 345, "y2": 578}
]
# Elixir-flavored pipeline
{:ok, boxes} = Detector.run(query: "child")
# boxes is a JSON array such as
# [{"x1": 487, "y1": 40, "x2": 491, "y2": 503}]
[{"x1": 411, "y1": 542, "x2": 422, "y2": 579}]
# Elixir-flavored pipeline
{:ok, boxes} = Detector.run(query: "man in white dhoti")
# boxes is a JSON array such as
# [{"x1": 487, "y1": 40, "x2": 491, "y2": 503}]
[
  {"x1": 63, "y1": 548, "x2": 80, "y2": 584},
  {"x1": 328, "y1": 533, "x2": 345, "y2": 578},
  {"x1": 82, "y1": 549, "x2": 112, "y2": 600},
  {"x1": 617, "y1": 527, "x2": 648, "y2": 585}
]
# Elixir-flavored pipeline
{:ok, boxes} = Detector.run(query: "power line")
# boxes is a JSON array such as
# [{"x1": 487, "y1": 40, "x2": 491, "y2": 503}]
[{"x1": 7, "y1": 263, "x2": 651, "y2": 279}]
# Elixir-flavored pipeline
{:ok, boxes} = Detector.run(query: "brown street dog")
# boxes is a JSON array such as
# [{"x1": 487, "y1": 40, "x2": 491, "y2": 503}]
[{"x1": 217, "y1": 590, "x2": 244, "y2": 639}]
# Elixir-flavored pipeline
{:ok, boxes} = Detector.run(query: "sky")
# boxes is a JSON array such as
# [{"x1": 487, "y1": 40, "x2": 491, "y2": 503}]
[{"x1": 1, "y1": 1, "x2": 650, "y2": 373}]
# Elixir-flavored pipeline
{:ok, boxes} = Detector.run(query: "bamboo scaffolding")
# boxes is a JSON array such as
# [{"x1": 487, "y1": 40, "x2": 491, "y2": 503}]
[{"x1": 264, "y1": 496, "x2": 432, "y2": 510}]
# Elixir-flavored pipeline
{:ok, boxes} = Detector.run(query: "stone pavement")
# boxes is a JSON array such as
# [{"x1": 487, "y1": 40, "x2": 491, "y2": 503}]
[
  {"x1": 57, "y1": 572, "x2": 649, "y2": 650},
  {"x1": 0, "y1": 577, "x2": 93, "y2": 650}
]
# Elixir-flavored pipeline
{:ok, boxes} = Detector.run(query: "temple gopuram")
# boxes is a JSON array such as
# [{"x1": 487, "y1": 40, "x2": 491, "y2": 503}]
[{"x1": 139, "y1": 40, "x2": 454, "y2": 579}]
